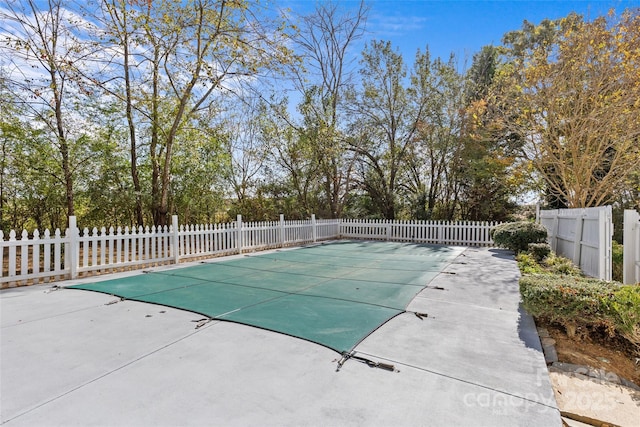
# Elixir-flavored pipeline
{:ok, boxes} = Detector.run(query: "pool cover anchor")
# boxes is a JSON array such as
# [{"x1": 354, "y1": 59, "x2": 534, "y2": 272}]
[
  {"x1": 335, "y1": 352, "x2": 396, "y2": 373},
  {"x1": 191, "y1": 317, "x2": 213, "y2": 329},
  {"x1": 413, "y1": 311, "x2": 429, "y2": 320}
]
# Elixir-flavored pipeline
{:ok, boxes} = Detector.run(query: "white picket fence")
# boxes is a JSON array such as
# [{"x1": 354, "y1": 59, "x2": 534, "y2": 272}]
[
  {"x1": 1, "y1": 216, "x2": 499, "y2": 287},
  {"x1": 340, "y1": 219, "x2": 499, "y2": 246},
  {"x1": 538, "y1": 206, "x2": 613, "y2": 281},
  {"x1": 623, "y1": 209, "x2": 640, "y2": 285}
]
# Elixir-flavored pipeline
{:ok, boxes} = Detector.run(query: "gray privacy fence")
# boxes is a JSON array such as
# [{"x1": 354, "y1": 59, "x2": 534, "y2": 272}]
[
  {"x1": 623, "y1": 209, "x2": 640, "y2": 284},
  {"x1": 1, "y1": 216, "x2": 500, "y2": 286},
  {"x1": 538, "y1": 206, "x2": 613, "y2": 281}
]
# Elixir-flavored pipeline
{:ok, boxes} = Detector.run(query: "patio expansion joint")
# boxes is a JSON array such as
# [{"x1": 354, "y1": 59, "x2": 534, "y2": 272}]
[
  {"x1": 1, "y1": 320, "x2": 220, "y2": 425},
  {"x1": 413, "y1": 294, "x2": 521, "y2": 315},
  {"x1": 1, "y1": 299, "x2": 106, "y2": 330},
  {"x1": 353, "y1": 350, "x2": 558, "y2": 412}
]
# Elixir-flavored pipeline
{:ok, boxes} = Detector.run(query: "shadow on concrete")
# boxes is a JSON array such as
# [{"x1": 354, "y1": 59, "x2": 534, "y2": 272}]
[
  {"x1": 518, "y1": 303, "x2": 544, "y2": 353},
  {"x1": 488, "y1": 248, "x2": 515, "y2": 260}
]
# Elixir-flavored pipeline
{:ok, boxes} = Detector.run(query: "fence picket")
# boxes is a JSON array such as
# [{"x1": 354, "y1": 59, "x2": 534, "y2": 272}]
[
  {"x1": 114, "y1": 227, "x2": 121, "y2": 265},
  {"x1": 8, "y1": 230, "x2": 16, "y2": 279},
  {"x1": 81, "y1": 228, "x2": 89, "y2": 268},
  {"x1": 99, "y1": 227, "x2": 106, "y2": 268},
  {"x1": 0, "y1": 231, "x2": 3, "y2": 281},
  {"x1": 20, "y1": 231, "x2": 29, "y2": 283},
  {"x1": 152, "y1": 226, "x2": 159, "y2": 260},
  {"x1": 43, "y1": 230, "x2": 50, "y2": 277},
  {"x1": 53, "y1": 229, "x2": 62, "y2": 278},
  {"x1": 32, "y1": 230, "x2": 40, "y2": 277}
]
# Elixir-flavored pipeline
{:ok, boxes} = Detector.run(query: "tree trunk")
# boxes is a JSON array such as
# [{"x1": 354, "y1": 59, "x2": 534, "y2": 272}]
[
  {"x1": 121, "y1": 11, "x2": 144, "y2": 226},
  {"x1": 150, "y1": 46, "x2": 162, "y2": 226},
  {"x1": 51, "y1": 70, "x2": 74, "y2": 223}
]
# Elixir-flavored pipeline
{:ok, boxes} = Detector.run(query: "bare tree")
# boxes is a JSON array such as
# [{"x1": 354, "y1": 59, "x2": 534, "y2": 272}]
[
  {"x1": 86, "y1": 0, "x2": 293, "y2": 225},
  {"x1": 222, "y1": 100, "x2": 270, "y2": 212},
  {"x1": 292, "y1": 0, "x2": 367, "y2": 218},
  {"x1": 96, "y1": 0, "x2": 145, "y2": 225},
  {"x1": 1, "y1": 0, "x2": 95, "y2": 221},
  {"x1": 347, "y1": 41, "x2": 434, "y2": 219}
]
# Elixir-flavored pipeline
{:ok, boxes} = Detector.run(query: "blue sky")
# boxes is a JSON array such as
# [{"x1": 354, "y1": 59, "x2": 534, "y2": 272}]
[{"x1": 283, "y1": 0, "x2": 640, "y2": 67}]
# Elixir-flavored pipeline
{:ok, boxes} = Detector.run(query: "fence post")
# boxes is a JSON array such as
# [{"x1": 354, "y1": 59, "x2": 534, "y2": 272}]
[
  {"x1": 623, "y1": 210, "x2": 638, "y2": 284},
  {"x1": 541, "y1": 210, "x2": 560, "y2": 252},
  {"x1": 572, "y1": 213, "x2": 584, "y2": 267},
  {"x1": 311, "y1": 214, "x2": 317, "y2": 242},
  {"x1": 279, "y1": 214, "x2": 285, "y2": 247},
  {"x1": 171, "y1": 215, "x2": 180, "y2": 265},
  {"x1": 67, "y1": 216, "x2": 78, "y2": 279},
  {"x1": 237, "y1": 214, "x2": 243, "y2": 254},
  {"x1": 599, "y1": 207, "x2": 612, "y2": 281},
  {"x1": 552, "y1": 212, "x2": 561, "y2": 251}
]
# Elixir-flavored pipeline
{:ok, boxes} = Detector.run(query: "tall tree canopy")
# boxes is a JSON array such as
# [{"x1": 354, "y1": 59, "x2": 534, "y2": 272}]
[
  {"x1": 291, "y1": 0, "x2": 367, "y2": 218},
  {"x1": 501, "y1": 10, "x2": 640, "y2": 208},
  {"x1": 3, "y1": 1, "x2": 637, "y2": 230},
  {"x1": 92, "y1": 0, "x2": 294, "y2": 225},
  {"x1": 1, "y1": 0, "x2": 95, "y2": 223}
]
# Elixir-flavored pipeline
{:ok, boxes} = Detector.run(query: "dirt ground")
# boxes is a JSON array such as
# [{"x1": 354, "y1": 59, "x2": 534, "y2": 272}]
[{"x1": 540, "y1": 321, "x2": 640, "y2": 386}]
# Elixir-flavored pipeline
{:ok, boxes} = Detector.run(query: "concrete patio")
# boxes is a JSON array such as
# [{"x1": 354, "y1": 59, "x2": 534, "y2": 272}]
[{"x1": 0, "y1": 245, "x2": 561, "y2": 426}]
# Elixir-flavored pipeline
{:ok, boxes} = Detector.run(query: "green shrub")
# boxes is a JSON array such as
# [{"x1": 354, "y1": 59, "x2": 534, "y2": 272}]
[
  {"x1": 520, "y1": 275, "x2": 615, "y2": 324},
  {"x1": 612, "y1": 241, "x2": 623, "y2": 282},
  {"x1": 543, "y1": 254, "x2": 582, "y2": 276},
  {"x1": 520, "y1": 275, "x2": 640, "y2": 353},
  {"x1": 516, "y1": 253, "x2": 546, "y2": 274},
  {"x1": 518, "y1": 247, "x2": 639, "y2": 353},
  {"x1": 609, "y1": 286, "x2": 640, "y2": 339},
  {"x1": 491, "y1": 221, "x2": 547, "y2": 253},
  {"x1": 516, "y1": 251, "x2": 580, "y2": 276},
  {"x1": 528, "y1": 242, "x2": 551, "y2": 262}
]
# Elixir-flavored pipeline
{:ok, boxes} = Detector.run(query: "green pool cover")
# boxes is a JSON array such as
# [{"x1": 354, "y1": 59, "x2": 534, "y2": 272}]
[{"x1": 69, "y1": 241, "x2": 464, "y2": 353}]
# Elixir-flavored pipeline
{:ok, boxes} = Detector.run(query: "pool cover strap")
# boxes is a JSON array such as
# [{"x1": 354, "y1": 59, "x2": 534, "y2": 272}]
[{"x1": 336, "y1": 351, "x2": 396, "y2": 372}]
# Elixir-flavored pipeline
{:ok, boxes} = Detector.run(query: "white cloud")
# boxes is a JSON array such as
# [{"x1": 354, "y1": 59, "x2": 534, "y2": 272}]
[{"x1": 367, "y1": 13, "x2": 429, "y2": 37}]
